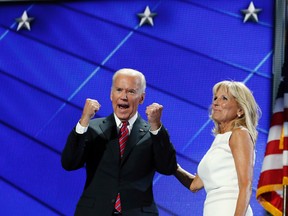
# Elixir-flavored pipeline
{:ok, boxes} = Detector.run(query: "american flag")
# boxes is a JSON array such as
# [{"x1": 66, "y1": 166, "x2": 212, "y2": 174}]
[{"x1": 256, "y1": 42, "x2": 288, "y2": 215}]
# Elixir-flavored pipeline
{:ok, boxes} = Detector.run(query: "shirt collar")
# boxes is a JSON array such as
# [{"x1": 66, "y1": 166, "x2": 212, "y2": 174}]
[{"x1": 114, "y1": 112, "x2": 138, "y2": 129}]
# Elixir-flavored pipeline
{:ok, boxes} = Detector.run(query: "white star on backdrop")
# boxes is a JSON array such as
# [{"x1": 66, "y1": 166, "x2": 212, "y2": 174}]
[
  {"x1": 16, "y1": 10, "x2": 34, "y2": 31},
  {"x1": 137, "y1": 6, "x2": 157, "y2": 26},
  {"x1": 241, "y1": 2, "x2": 262, "y2": 23}
]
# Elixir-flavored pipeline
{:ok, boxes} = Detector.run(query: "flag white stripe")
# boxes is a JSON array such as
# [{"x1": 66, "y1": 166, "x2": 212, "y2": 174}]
[
  {"x1": 261, "y1": 154, "x2": 283, "y2": 172},
  {"x1": 284, "y1": 150, "x2": 288, "y2": 166},
  {"x1": 273, "y1": 98, "x2": 283, "y2": 113},
  {"x1": 284, "y1": 122, "x2": 288, "y2": 136},
  {"x1": 284, "y1": 93, "x2": 288, "y2": 108},
  {"x1": 267, "y1": 125, "x2": 282, "y2": 142}
]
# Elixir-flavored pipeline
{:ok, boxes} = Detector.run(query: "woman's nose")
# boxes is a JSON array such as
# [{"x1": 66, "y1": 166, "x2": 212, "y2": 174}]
[{"x1": 213, "y1": 100, "x2": 218, "y2": 106}]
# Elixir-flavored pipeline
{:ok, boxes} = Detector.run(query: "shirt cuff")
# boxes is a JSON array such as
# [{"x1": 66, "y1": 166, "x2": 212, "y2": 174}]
[
  {"x1": 149, "y1": 124, "x2": 162, "y2": 135},
  {"x1": 76, "y1": 121, "x2": 88, "y2": 134}
]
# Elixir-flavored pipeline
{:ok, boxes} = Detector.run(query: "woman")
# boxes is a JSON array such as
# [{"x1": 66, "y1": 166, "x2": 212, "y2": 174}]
[{"x1": 175, "y1": 80, "x2": 261, "y2": 216}]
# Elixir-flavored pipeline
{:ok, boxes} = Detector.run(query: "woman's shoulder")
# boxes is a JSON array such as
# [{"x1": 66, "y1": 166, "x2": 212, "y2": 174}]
[
  {"x1": 230, "y1": 127, "x2": 253, "y2": 145},
  {"x1": 232, "y1": 126, "x2": 249, "y2": 133}
]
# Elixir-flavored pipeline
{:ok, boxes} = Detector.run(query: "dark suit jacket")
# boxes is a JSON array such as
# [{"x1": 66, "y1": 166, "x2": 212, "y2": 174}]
[{"x1": 61, "y1": 114, "x2": 177, "y2": 216}]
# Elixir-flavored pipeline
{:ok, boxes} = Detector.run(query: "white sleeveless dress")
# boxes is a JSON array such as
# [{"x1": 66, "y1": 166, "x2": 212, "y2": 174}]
[{"x1": 197, "y1": 131, "x2": 253, "y2": 216}]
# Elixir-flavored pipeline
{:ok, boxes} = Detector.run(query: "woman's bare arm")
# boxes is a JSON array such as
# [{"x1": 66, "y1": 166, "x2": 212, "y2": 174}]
[{"x1": 230, "y1": 128, "x2": 254, "y2": 216}]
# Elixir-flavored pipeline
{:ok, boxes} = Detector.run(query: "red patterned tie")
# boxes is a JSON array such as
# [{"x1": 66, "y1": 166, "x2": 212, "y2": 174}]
[
  {"x1": 115, "y1": 121, "x2": 129, "y2": 213},
  {"x1": 119, "y1": 121, "x2": 128, "y2": 158}
]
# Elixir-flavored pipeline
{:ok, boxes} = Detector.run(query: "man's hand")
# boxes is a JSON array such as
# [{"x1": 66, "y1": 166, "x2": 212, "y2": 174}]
[
  {"x1": 79, "y1": 98, "x2": 101, "y2": 127},
  {"x1": 190, "y1": 175, "x2": 204, "y2": 193},
  {"x1": 146, "y1": 103, "x2": 163, "y2": 131}
]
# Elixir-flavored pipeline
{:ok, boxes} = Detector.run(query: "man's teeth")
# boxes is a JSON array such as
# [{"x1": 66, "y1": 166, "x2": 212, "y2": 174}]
[{"x1": 119, "y1": 105, "x2": 129, "y2": 108}]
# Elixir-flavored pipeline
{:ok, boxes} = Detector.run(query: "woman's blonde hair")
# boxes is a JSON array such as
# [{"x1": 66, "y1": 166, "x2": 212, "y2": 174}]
[{"x1": 210, "y1": 80, "x2": 261, "y2": 144}]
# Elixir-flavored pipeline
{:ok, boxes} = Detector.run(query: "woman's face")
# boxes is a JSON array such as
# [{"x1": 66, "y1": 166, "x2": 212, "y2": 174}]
[{"x1": 211, "y1": 87, "x2": 241, "y2": 126}]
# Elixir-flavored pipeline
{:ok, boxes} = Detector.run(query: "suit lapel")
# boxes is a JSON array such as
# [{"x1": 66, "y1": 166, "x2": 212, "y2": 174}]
[
  {"x1": 99, "y1": 114, "x2": 119, "y2": 160},
  {"x1": 98, "y1": 114, "x2": 150, "y2": 165},
  {"x1": 121, "y1": 116, "x2": 149, "y2": 165}
]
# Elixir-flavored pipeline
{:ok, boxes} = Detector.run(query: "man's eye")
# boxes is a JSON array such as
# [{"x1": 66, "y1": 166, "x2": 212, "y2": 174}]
[
  {"x1": 128, "y1": 90, "x2": 136, "y2": 94},
  {"x1": 213, "y1": 97, "x2": 217, "y2": 101}
]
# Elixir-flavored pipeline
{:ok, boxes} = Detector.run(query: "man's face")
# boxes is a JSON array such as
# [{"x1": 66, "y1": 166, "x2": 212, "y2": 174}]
[{"x1": 110, "y1": 74, "x2": 145, "y2": 121}]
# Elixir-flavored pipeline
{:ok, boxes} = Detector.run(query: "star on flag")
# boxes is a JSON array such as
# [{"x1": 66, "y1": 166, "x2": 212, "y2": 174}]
[
  {"x1": 137, "y1": 6, "x2": 157, "y2": 26},
  {"x1": 241, "y1": 2, "x2": 262, "y2": 23},
  {"x1": 13, "y1": 4, "x2": 263, "y2": 31},
  {"x1": 16, "y1": 10, "x2": 34, "y2": 31}
]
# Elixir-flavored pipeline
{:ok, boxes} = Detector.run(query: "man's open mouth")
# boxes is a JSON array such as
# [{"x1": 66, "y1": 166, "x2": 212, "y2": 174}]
[{"x1": 118, "y1": 104, "x2": 129, "y2": 109}]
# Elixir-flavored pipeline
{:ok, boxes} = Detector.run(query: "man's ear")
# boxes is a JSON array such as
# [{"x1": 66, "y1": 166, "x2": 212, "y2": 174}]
[{"x1": 139, "y1": 93, "x2": 145, "y2": 104}]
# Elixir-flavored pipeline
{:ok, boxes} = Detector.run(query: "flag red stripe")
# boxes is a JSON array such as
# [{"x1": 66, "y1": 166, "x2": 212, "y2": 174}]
[
  {"x1": 264, "y1": 140, "x2": 283, "y2": 155},
  {"x1": 284, "y1": 107, "x2": 288, "y2": 121},
  {"x1": 258, "y1": 169, "x2": 284, "y2": 187},
  {"x1": 270, "y1": 112, "x2": 284, "y2": 127},
  {"x1": 284, "y1": 166, "x2": 288, "y2": 178}
]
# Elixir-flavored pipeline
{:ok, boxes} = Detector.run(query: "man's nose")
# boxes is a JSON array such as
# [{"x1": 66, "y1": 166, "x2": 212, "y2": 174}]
[{"x1": 120, "y1": 91, "x2": 128, "y2": 99}]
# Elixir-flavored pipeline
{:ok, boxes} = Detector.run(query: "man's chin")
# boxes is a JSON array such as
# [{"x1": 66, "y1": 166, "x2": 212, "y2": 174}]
[{"x1": 115, "y1": 112, "x2": 130, "y2": 121}]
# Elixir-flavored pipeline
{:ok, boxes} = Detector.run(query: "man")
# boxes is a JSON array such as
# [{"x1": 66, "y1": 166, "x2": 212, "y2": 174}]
[{"x1": 61, "y1": 68, "x2": 178, "y2": 216}]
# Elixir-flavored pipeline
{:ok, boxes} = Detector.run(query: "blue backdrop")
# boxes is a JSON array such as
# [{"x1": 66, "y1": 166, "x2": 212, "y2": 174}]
[{"x1": 0, "y1": 1, "x2": 273, "y2": 215}]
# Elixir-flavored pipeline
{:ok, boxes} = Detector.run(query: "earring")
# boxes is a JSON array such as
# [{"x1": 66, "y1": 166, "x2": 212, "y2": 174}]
[{"x1": 238, "y1": 114, "x2": 241, "y2": 117}]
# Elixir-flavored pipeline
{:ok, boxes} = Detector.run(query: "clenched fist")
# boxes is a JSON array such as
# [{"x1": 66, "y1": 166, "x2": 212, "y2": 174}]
[
  {"x1": 146, "y1": 103, "x2": 163, "y2": 131},
  {"x1": 79, "y1": 98, "x2": 101, "y2": 127}
]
